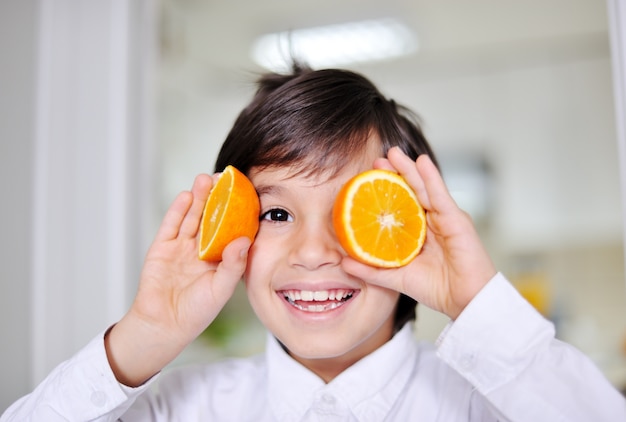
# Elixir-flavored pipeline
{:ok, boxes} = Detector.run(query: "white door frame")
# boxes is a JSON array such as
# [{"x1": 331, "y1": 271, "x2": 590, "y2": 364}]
[
  {"x1": 608, "y1": 0, "x2": 626, "y2": 280},
  {"x1": 31, "y1": 0, "x2": 157, "y2": 385}
]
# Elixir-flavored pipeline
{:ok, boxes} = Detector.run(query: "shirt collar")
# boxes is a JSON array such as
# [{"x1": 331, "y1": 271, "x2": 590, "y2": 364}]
[{"x1": 266, "y1": 323, "x2": 418, "y2": 421}]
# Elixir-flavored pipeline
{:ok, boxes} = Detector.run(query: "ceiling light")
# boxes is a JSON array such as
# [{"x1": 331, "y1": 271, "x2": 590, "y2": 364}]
[{"x1": 251, "y1": 18, "x2": 418, "y2": 71}]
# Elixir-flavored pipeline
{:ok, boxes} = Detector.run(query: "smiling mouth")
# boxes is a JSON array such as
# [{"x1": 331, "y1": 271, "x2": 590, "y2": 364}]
[{"x1": 280, "y1": 289, "x2": 355, "y2": 312}]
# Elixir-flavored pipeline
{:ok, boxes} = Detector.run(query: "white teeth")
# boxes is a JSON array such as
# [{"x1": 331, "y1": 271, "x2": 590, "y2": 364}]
[
  {"x1": 300, "y1": 290, "x2": 314, "y2": 301},
  {"x1": 313, "y1": 291, "x2": 328, "y2": 301},
  {"x1": 281, "y1": 289, "x2": 355, "y2": 312},
  {"x1": 283, "y1": 289, "x2": 353, "y2": 302},
  {"x1": 308, "y1": 304, "x2": 324, "y2": 312},
  {"x1": 296, "y1": 302, "x2": 343, "y2": 312}
]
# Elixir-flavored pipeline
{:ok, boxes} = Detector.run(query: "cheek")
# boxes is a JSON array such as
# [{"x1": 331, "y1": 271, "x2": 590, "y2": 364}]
[
  {"x1": 244, "y1": 235, "x2": 272, "y2": 278},
  {"x1": 243, "y1": 236, "x2": 278, "y2": 298},
  {"x1": 245, "y1": 226, "x2": 287, "y2": 278},
  {"x1": 367, "y1": 286, "x2": 401, "y2": 318},
  {"x1": 242, "y1": 257, "x2": 266, "y2": 318},
  {"x1": 243, "y1": 243, "x2": 285, "y2": 330},
  {"x1": 381, "y1": 289, "x2": 401, "y2": 308},
  {"x1": 244, "y1": 242, "x2": 264, "y2": 287}
]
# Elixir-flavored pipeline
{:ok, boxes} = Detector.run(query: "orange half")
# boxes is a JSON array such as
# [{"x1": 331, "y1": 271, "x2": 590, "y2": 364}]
[
  {"x1": 198, "y1": 165, "x2": 260, "y2": 261},
  {"x1": 332, "y1": 169, "x2": 426, "y2": 268}
]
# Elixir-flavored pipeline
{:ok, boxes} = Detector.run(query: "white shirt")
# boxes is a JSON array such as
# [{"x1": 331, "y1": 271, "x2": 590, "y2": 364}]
[{"x1": 3, "y1": 273, "x2": 625, "y2": 421}]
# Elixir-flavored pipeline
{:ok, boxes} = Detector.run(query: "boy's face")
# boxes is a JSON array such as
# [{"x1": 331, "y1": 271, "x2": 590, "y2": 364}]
[{"x1": 245, "y1": 141, "x2": 400, "y2": 378}]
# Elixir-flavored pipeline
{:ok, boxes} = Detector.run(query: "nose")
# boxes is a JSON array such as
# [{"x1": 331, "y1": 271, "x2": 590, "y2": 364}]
[{"x1": 289, "y1": 217, "x2": 343, "y2": 271}]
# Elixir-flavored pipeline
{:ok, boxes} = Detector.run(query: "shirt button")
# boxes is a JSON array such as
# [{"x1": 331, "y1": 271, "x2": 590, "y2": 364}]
[
  {"x1": 459, "y1": 353, "x2": 476, "y2": 371},
  {"x1": 90, "y1": 391, "x2": 107, "y2": 407},
  {"x1": 321, "y1": 394, "x2": 336, "y2": 405}
]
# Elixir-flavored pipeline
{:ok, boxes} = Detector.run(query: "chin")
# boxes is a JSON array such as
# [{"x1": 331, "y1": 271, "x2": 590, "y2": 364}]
[
  {"x1": 278, "y1": 327, "x2": 387, "y2": 362},
  {"x1": 284, "y1": 341, "x2": 350, "y2": 360}
]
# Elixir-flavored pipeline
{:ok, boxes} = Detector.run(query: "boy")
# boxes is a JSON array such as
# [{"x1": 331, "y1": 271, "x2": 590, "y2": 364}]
[{"x1": 3, "y1": 64, "x2": 625, "y2": 421}]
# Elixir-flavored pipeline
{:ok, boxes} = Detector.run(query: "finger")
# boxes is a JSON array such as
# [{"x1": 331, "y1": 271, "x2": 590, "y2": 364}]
[
  {"x1": 372, "y1": 157, "x2": 396, "y2": 172},
  {"x1": 154, "y1": 191, "x2": 193, "y2": 242},
  {"x1": 414, "y1": 154, "x2": 459, "y2": 214},
  {"x1": 385, "y1": 147, "x2": 432, "y2": 209},
  {"x1": 341, "y1": 256, "x2": 404, "y2": 293},
  {"x1": 179, "y1": 174, "x2": 214, "y2": 238},
  {"x1": 387, "y1": 147, "x2": 457, "y2": 214},
  {"x1": 211, "y1": 237, "x2": 252, "y2": 298}
]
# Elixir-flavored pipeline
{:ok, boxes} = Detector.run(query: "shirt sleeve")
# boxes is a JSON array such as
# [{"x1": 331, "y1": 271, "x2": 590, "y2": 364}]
[
  {"x1": 436, "y1": 272, "x2": 626, "y2": 421},
  {"x1": 0, "y1": 329, "x2": 157, "y2": 422}
]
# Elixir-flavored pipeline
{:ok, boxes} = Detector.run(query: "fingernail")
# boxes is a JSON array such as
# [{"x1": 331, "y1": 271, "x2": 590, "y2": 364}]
[{"x1": 240, "y1": 240, "x2": 251, "y2": 259}]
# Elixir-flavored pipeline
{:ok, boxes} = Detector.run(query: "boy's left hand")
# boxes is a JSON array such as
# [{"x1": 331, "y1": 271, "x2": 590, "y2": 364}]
[{"x1": 341, "y1": 146, "x2": 496, "y2": 320}]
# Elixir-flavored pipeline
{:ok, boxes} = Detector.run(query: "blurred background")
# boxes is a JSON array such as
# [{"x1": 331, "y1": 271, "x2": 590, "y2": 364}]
[{"x1": 2, "y1": 0, "x2": 626, "y2": 410}]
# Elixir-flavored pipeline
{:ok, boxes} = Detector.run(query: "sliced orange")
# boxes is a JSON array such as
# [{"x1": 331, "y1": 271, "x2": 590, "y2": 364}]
[
  {"x1": 332, "y1": 169, "x2": 426, "y2": 268},
  {"x1": 198, "y1": 165, "x2": 260, "y2": 261}
]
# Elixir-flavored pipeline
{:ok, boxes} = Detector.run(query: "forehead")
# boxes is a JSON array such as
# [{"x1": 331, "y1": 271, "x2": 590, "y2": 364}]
[
  {"x1": 248, "y1": 134, "x2": 384, "y2": 181},
  {"x1": 249, "y1": 135, "x2": 383, "y2": 189}
]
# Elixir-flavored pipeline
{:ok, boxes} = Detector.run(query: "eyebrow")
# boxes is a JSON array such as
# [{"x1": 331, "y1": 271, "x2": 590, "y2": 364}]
[{"x1": 254, "y1": 184, "x2": 285, "y2": 197}]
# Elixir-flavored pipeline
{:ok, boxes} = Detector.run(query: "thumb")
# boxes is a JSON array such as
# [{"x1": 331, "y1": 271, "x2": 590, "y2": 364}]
[
  {"x1": 211, "y1": 237, "x2": 252, "y2": 298},
  {"x1": 341, "y1": 256, "x2": 402, "y2": 292}
]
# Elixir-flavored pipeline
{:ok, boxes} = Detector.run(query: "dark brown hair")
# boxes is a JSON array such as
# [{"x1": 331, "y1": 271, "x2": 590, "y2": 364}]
[{"x1": 215, "y1": 63, "x2": 439, "y2": 332}]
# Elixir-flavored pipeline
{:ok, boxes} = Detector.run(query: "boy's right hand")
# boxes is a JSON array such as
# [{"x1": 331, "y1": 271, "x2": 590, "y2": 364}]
[{"x1": 105, "y1": 174, "x2": 251, "y2": 387}]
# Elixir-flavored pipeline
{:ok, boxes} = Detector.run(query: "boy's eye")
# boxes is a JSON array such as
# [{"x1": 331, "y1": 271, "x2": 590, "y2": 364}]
[{"x1": 260, "y1": 208, "x2": 293, "y2": 223}]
